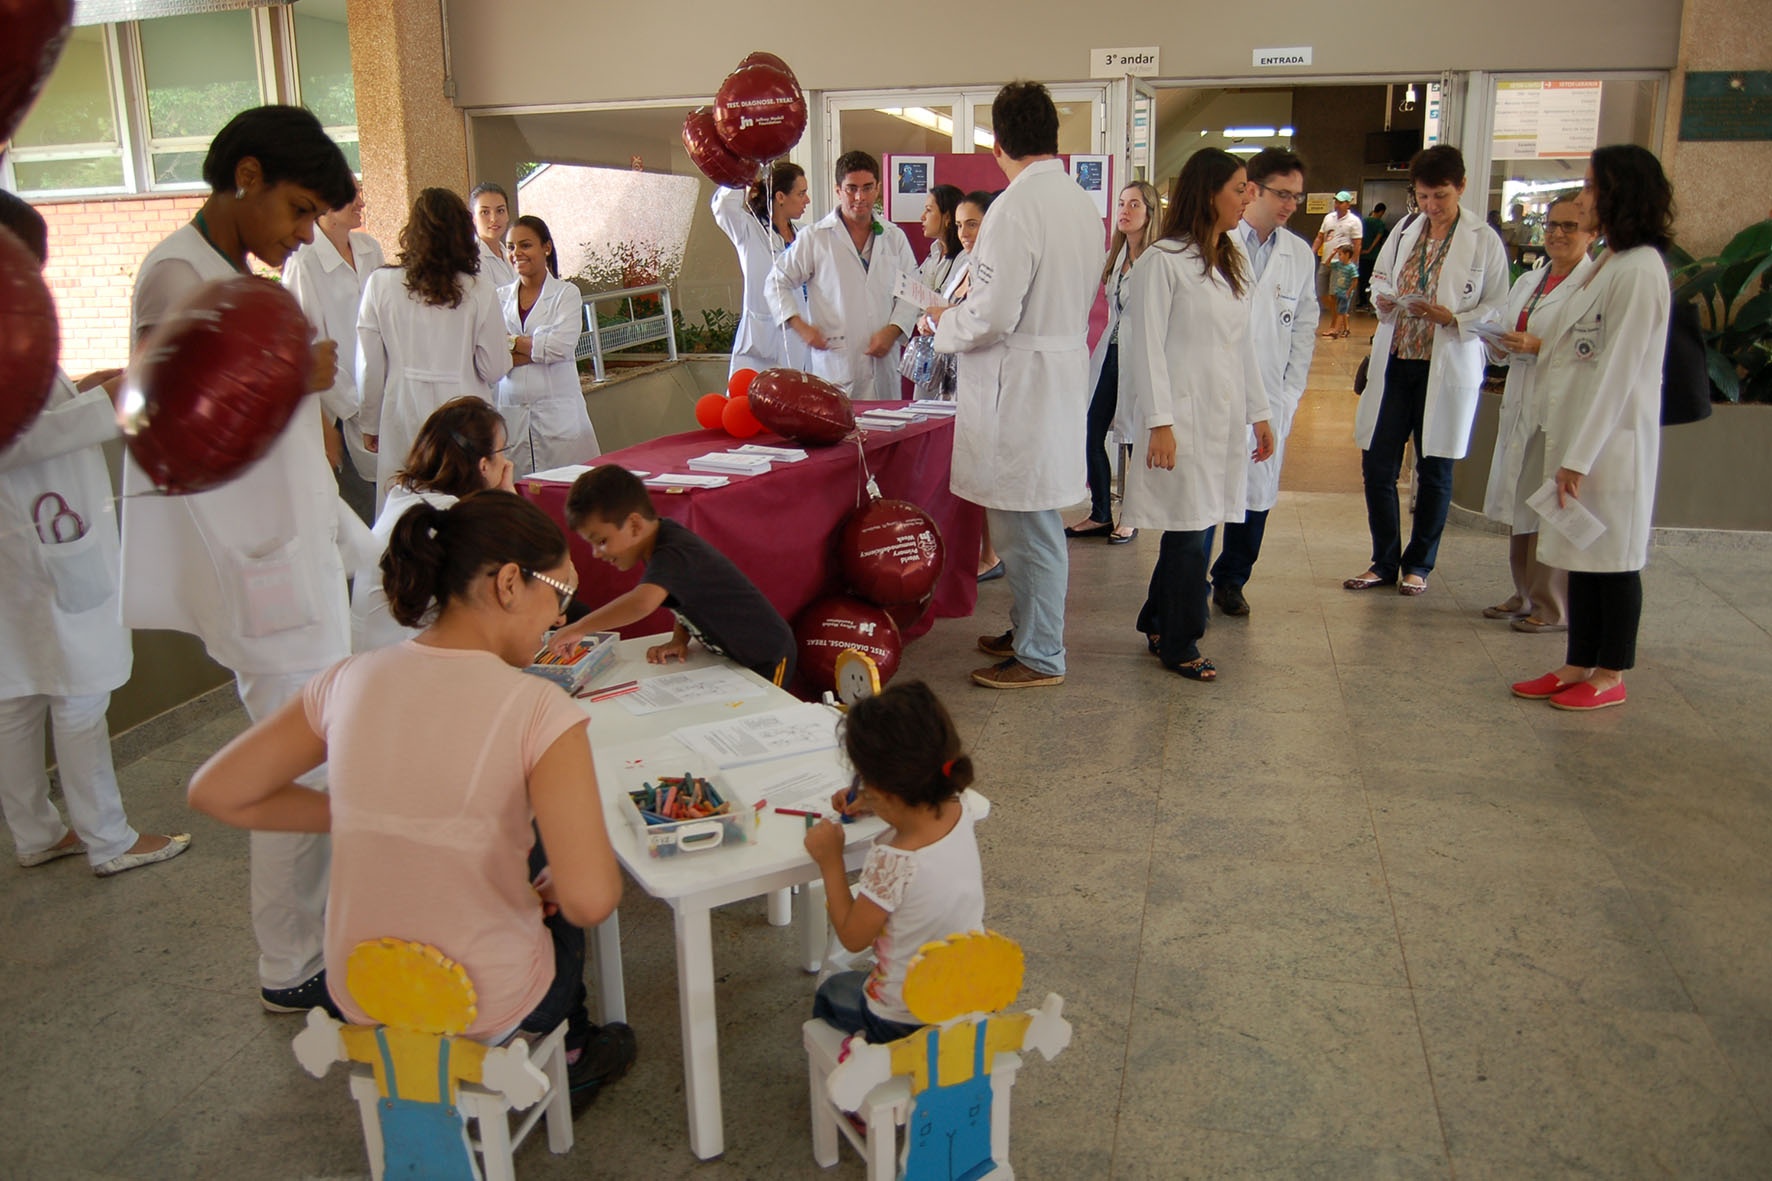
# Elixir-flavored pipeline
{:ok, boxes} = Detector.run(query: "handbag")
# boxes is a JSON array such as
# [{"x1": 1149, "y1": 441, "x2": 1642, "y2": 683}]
[{"x1": 1661, "y1": 298, "x2": 1713, "y2": 426}]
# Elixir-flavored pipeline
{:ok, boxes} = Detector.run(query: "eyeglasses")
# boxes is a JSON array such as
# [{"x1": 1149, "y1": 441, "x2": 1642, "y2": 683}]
[
  {"x1": 1542, "y1": 219, "x2": 1582, "y2": 236},
  {"x1": 1254, "y1": 183, "x2": 1303, "y2": 205},
  {"x1": 523, "y1": 568, "x2": 576, "y2": 614}
]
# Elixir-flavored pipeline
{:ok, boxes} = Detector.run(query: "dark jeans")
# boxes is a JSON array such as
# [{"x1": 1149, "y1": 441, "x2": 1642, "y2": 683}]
[
  {"x1": 1084, "y1": 343, "x2": 1120, "y2": 525},
  {"x1": 518, "y1": 834, "x2": 594, "y2": 1052},
  {"x1": 1136, "y1": 529, "x2": 1212, "y2": 666},
  {"x1": 1566, "y1": 570, "x2": 1643, "y2": 671},
  {"x1": 1361, "y1": 357, "x2": 1455, "y2": 580},
  {"x1": 1209, "y1": 510, "x2": 1270, "y2": 590},
  {"x1": 813, "y1": 970, "x2": 921, "y2": 1044}
]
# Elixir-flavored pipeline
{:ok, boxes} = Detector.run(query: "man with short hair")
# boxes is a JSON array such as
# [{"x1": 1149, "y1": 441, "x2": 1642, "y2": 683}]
[
  {"x1": 1313, "y1": 189, "x2": 1362, "y2": 318},
  {"x1": 766, "y1": 151, "x2": 919, "y2": 400},
  {"x1": 928, "y1": 81, "x2": 1104, "y2": 689},
  {"x1": 1358, "y1": 201, "x2": 1388, "y2": 310},
  {"x1": 1210, "y1": 149, "x2": 1321, "y2": 617}
]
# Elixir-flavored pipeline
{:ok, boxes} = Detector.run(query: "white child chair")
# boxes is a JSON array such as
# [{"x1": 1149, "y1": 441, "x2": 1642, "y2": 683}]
[
  {"x1": 802, "y1": 930, "x2": 1071, "y2": 1181},
  {"x1": 292, "y1": 938, "x2": 573, "y2": 1181}
]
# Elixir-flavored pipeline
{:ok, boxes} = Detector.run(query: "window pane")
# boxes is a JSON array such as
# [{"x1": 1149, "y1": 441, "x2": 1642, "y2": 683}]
[
  {"x1": 971, "y1": 97, "x2": 1094, "y2": 154},
  {"x1": 840, "y1": 106, "x2": 957, "y2": 157},
  {"x1": 12, "y1": 26, "x2": 119, "y2": 151},
  {"x1": 294, "y1": 0, "x2": 356, "y2": 130},
  {"x1": 139, "y1": 10, "x2": 261, "y2": 143},
  {"x1": 14, "y1": 155, "x2": 126, "y2": 192},
  {"x1": 151, "y1": 149, "x2": 209, "y2": 186}
]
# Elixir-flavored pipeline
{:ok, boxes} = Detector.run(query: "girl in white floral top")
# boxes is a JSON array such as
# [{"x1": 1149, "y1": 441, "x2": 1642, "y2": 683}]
[{"x1": 804, "y1": 681, "x2": 985, "y2": 1043}]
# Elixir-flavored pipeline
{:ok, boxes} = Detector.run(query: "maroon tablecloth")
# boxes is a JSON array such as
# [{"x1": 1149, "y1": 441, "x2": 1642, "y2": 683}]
[{"x1": 519, "y1": 406, "x2": 982, "y2": 646}]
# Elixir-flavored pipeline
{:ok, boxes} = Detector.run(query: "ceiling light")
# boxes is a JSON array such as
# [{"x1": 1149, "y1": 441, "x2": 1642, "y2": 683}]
[
  {"x1": 1223, "y1": 127, "x2": 1277, "y2": 139},
  {"x1": 1279, "y1": 126, "x2": 1295, "y2": 137},
  {"x1": 1226, "y1": 145, "x2": 1260, "y2": 155}
]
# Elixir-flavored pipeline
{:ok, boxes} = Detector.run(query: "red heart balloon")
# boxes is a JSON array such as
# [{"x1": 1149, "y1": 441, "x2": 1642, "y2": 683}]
[
  {"x1": 794, "y1": 596, "x2": 902, "y2": 696},
  {"x1": 883, "y1": 594, "x2": 932, "y2": 635},
  {"x1": 713, "y1": 64, "x2": 808, "y2": 162},
  {"x1": 0, "y1": 225, "x2": 60, "y2": 453},
  {"x1": 840, "y1": 498, "x2": 946, "y2": 606},
  {"x1": 738, "y1": 51, "x2": 796, "y2": 82},
  {"x1": 120, "y1": 276, "x2": 315, "y2": 495},
  {"x1": 682, "y1": 106, "x2": 758, "y2": 188},
  {"x1": 747, "y1": 367, "x2": 855, "y2": 446},
  {"x1": 0, "y1": 0, "x2": 73, "y2": 144}
]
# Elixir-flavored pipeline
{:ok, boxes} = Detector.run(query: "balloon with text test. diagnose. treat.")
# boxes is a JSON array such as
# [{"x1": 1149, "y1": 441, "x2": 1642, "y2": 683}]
[
  {"x1": 795, "y1": 596, "x2": 902, "y2": 696},
  {"x1": 883, "y1": 594, "x2": 932, "y2": 635},
  {"x1": 0, "y1": 226, "x2": 61, "y2": 453},
  {"x1": 738, "y1": 51, "x2": 796, "y2": 82},
  {"x1": 0, "y1": 0, "x2": 73, "y2": 144},
  {"x1": 120, "y1": 276, "x2": 315, "y2": 494},
  {"x1": 712, "y1": 63, "x2": 807, "y2": 162},
  {"x1": 682, "y1": 106, "x2": 758, "y2": 188},
  {"x1": 840, "y1": 498, "x2": 945, "y2": 606},
  {"x1": 745, "y1": 368, "x2": 855, "y2": 446}
]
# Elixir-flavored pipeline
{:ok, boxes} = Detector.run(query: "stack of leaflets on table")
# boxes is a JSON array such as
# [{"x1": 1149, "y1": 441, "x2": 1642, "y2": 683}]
[
  {"x1": 686, "y1": 451, "x2": 774, "y2": 476},
  {"x1": 733, "y1": 443, "x2": 808, "y2": 463},
  {"x1": 910, "y1": 400, "x2": 957, "y2": 415},
  {"x1": 524, "y1": 630, "x2": 618, "y2": 694},
  {"x1": 855, "y1": 411, "x2": 908, "y2": 431},
  {"x1": 644, "y1": 473, "x2": 730, "y2": 489}
]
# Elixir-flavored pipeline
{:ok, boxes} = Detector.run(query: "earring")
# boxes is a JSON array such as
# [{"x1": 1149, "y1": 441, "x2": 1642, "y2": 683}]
[{"x1": 234, "y1": 186, "x2": 246, "y2": 200}]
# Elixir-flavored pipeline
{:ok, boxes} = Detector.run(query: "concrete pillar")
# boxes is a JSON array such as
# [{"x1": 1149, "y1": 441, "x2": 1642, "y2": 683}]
[
  {"x1": 1661, "y1": 0, "x2": 1772, "y2": 257},
  {"x1": 346, "y1": 0, "x2": 469, "y2": 248}
]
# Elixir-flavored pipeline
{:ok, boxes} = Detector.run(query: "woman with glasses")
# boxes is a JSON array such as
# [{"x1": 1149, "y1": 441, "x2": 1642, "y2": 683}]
[
  {"x1": 191, "y1": 489, "x2": 638, "y2": 1101},
  {"x1": 351, "y1": 397, "x2": 518, "y2": 652},
  {"x1": 1478, "y1": 196, "x2": 1597, "y2": 634},
  {"x1": 1345, "y1": 145, "x2": 1510, "y2": 597},
  {"x1": 1511, "y1": 145, "x2": 1674, "y2": 712}
]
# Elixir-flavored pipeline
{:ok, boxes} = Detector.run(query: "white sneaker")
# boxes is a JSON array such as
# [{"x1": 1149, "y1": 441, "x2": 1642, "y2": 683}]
[{"x1": 94, "y1": 833, "x2": 192, "y2": 878}]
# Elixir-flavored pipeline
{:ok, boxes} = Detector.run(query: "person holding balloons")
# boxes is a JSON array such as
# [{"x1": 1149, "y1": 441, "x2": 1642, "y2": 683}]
[
  {"x1": 497, "y1": 215, "x2": 598, "y2": 478},
  {"x1": 711, "y1": 160, "x2": 812, "y2": 378},
  {"x1": 357, "y1": 187, "x2": 512, "y2": 507},
  {"x1": 117, "y1": 104, "x2": 366, "y2": 1013}
]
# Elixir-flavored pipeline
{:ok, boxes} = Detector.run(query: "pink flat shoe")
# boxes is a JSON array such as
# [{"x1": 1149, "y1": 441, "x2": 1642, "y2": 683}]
[
  {"x1": 1511, "y1": 672, "x2": 1581, "y2": 700},
  {"x1": 1549, "y1": 681, "x2": 1627, "y2": 712}
]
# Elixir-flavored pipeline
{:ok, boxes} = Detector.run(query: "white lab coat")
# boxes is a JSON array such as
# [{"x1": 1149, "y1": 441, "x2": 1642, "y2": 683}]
[
  {"x1": 1085, "y1": 249, "x2": 1140, "y2": 446},
  {"x1": 1237, "y1": 222, "x2": 1320, "y2": 512},
  {"x1": 1355, "y1": 208, "x2": 1510, "y2": 459},
  {"x1": 0, "y1": 371, "x2": 130, "y2": 698},
  {"x1": 120, "y1": 225, "x2": 374, "y2": 676},
  {"x1": 1120, "y1": 240, "x2": 1272, "y2": 533},
  {"x1": 496, "y1": 274, "x2": 598, "y2": 477},
  {"x1": 710, "y1": 185, "x2": 809, "y2": 376},
  {"x1": 282, "y1": 229, "x2": 385, "y2": 482},
  {"x1": 356, "y1": 267, "x2": 511, "y2": 504},
  {"x1": 933, "y1": 158, "x2": 1105, "y2": 511},
  {"x1": 1534, "y1": 246, "x2": 1670, "y2": 574},
  {"x1": 477, "y1": 237, "x2": 517, "y2": 291},
  {"x1": 349, "y1": 485, "x2": 458, "y2": 652},
  {"x1": 765, "y1": 207, "x2": 919, "y2": 400},
  {"x1": 1480, "y1": 254, "x2": 1597, "y2": 529}
]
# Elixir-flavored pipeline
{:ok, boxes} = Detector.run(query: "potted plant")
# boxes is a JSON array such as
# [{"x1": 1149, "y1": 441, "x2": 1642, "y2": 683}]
[{"x1": 1670, "y1": 219, "x2": 1772, "y2": 404}]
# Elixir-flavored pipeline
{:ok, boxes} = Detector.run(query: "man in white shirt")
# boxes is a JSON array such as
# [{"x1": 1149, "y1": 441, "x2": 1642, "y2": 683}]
[
  {"x1": 929, "y1": 82, "x2": 1105, "y2": 689},
  {"x1": 1312, "y1": 190, "x2": 1362, "y2": 314},
  {"x1": 1212, "y1": 149, "x2": 1320, "y2": 616}
]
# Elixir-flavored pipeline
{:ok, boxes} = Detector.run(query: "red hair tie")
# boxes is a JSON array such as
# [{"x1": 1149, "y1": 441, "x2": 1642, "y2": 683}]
[{"x1": 941, "y1": 759, "x2": 955, "y2": 776}]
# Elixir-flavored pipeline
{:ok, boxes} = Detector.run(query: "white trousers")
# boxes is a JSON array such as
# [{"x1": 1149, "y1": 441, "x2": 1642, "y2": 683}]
[
  {"x1": 235, "y1": 670, "x2": 332, "y2": 991},
  {"x1": 0, "y1": 693, "x2": 138, "y2": 866}
]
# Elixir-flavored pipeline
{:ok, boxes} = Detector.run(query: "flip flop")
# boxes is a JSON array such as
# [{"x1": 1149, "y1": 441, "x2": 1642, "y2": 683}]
[
  {"x1": 1398, "y1": 578, "x2": 1429, "y2": 597},
  {"x1": 1064, "y1": 521, "x2": 1113, "y2": 538},
  {"x1": 1343, "y1": 572, "x2": 1395, "y2": 590},
  {"x1": 1166, "y1": 657, "x2": 1217, "y2": 681},
  {"x1": 1146, "y1": 633, "x2": 1160, "y2": 655}
]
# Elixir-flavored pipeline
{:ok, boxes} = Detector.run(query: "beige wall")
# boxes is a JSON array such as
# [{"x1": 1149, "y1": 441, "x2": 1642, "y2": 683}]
[
  {"x1": 1660, "y1": 0, "x2": 1772, "y2": 257},
  {"x1": 446, "y1": 0, "x2": 1681, "y2": 109}
]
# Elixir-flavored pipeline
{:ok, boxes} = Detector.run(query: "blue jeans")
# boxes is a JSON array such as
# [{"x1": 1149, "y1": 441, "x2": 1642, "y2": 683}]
[
  {"x1": 1083, "y1": 343, "x2": 1119, "y2": 525},
  {"x1": 987, "y1": 508, "x2": 1069, "y2": 676},
  {"x1": 1137, "y1": 528, "x2": 1212, "y2": 666},
  {"x1": 813, "y1": 971, "x2": 921, "y2": 1044},
  {"x1": 519, "y1": 835, "x2": 593, "y2": 1052},
  {"x1": 1208, "y1": 510, "x2": 1269, "y2": 590},
  {"x1": 1361, "y1": 357, "x2": 1455, "y2": 580}
]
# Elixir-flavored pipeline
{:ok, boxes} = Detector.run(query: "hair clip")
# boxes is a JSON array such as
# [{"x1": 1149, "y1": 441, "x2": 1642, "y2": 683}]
[{"x1": 941, "y1": 758, "x2": 955, "y2": 776}]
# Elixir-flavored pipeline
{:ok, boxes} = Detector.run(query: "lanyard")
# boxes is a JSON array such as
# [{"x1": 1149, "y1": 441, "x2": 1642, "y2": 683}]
[
  {"x1": 192, "y1": 211, "x2": 250, "y2": 275},
  {"x1": 1521, "y1": 269, "x2": 1569, "y2": 326},
  {"x1": 1412, "y1": 213, "x2": 1459, "y2": 294}
]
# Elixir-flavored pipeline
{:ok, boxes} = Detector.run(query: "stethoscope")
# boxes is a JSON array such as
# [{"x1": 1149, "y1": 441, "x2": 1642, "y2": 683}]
[{"x1": 32, "y1": 492, "x2": 87, "y2": 545}]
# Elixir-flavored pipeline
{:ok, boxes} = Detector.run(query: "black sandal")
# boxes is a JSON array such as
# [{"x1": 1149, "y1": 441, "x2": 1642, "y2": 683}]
[
  {"x1": 1146, "y1": 633, "x2": 1161, "y2": 655},
  {"x1": 1166, "y1": 657, "x2": 1217, "y2": 681}
]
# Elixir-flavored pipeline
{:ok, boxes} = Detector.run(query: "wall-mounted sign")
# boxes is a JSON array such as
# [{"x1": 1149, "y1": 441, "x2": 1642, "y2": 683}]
[
  {"x1": 1254, "y1": 46, "x2": 1312, "y2": 68},
  {"x1": 1423, "y1": 82, "x2": 1444, "y2": 147},
  {"x1": 1091, "y1": 47, "x2": 1160, "y2": 79},
  {"x1": 1679, "y1": 72, "x2": 1772, "y2": 142},
  {"x1": 1492, "y1": 80, "x2": 1602, "y2": 160}
]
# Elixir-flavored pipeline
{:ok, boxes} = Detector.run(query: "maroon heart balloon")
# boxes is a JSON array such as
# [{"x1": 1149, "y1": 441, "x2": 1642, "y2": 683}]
[
  {"x1": 120, "y1": 276, "x2": 315, "y2": 495},
  {"x1": 0, "y1": 225, "x2": 60, "y2": 453},
  {"x1": 747, "y1": 367, "x2": 855, "y2": 446},
  {"x1": 841, "y1": 498, "x2": 946, "y2": 606},
  {"x1": 682, "y1": 105, "x2": 758, "y2": 188},
  {"x1": 794, "y1": 596, "x2": 902, "y2": 696},
  {"x1": 738, "y1": 51, "x2": 796, "y2": 82},
  {"x1": 883, "y1": 594, "x2": 932, "y2": 636},
  {"x1": 713, "y1": 64, "x2": 807, "y2": 162},
  {"x1": 0, "y1": 0, "x2": 74, "y2": 144}
]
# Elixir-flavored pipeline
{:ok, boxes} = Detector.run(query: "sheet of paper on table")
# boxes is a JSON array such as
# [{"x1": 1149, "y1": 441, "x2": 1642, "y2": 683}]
[
  {"x1": 527, "y1": 464, "x2": 652, "y2": 484},
  {"x1": 619, "y1": 665, "x2": 772, "y2": 715},
  {"x1": 855, "y1": 414, "x2": 908, "y2": 431},
  {"x1": 733, "y1": 443, "x2": 809, "y2": 462},
  {"x1": 686, "y1": 452, "x2": 773, "y2": 476},
  {"x1": 751, "y1": 765, "x2": 855, "y2": 814},
  {"x1": 645, "y1": 473, "x2": 731, "y2": 489},
  {"x1": 1526, "y1": 478, "x2": 1607, "y2": 550},
  {"x1": 672, "y1": 702, "x2": 841, "y2": 767},
  {"x1": 890, "y1": 270, "x2": 942, "y2": 309}
]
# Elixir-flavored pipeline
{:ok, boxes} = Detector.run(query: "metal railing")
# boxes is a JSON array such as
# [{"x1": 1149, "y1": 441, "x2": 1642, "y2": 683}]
[{"x1": 575, "y1": 282, "x2": 678, "y2": 382}]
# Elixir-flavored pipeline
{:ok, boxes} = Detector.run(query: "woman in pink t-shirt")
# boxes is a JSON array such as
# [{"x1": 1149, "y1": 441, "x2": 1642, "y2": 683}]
[{"x1": 191, "y1": 491, "x2": 635, "y2": 1099}]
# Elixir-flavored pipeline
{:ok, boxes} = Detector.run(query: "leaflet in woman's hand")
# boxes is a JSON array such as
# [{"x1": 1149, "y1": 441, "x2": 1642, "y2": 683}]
[
  {"x1": 891, "y1": 271, "x2": 942, "y2": 309},
  {"x1": 1527, "y1": 479, "x2": 1606, "y2": 550}
]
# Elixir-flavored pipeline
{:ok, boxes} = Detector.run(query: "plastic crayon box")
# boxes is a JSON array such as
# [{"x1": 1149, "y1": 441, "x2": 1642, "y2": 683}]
[
  {"x1": 523, "y1": 630, "x2": 618, "y2": 693},
  {"x1": 618, "y1": 769, "x2": 758, "y2": 858},
  {"x1": 630, "y1": 771, "x2": 730, "y2": 823}
]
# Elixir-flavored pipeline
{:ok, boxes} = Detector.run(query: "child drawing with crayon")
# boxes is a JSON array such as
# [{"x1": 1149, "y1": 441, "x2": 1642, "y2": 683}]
[{"x1": 803, "y1": 681, "x2": 984, "y2": 1043}]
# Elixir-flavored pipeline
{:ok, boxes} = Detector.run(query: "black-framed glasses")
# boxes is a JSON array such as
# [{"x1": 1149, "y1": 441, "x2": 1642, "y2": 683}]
[
  {"x1": 1254, "y1": 182, "x2": 1304, "y2": 205},
  {"x1": 1543, "y1": 219, "x2": 1582, "y2": 236},
  {"x1": 522, "y1": 568, "x2": 576, "y2": 613}
]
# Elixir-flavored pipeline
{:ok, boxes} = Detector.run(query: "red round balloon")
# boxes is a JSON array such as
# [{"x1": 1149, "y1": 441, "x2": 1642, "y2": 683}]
[
  {"x1": 0, "y1": 226, "x2": 60, "y2": 453},
  {"x1": 727, "y1": 367, "x2": 758, "y2": 399},
  {"x1": 721, "y1": 395, "x2": 761, "y2": 438},
  {"x1": 840, "y1": 498, "x2": 946, "y2": 606},
  {"x1": 0, "y1": 0, "x2": 73, "y2": 144},
  {"x1": 682, "y1": 106, "x2": 757, "y2": 188},
  {"x1": 884, "y1": 594, "x2": 932, "y2": 635},
  {"x1": 694, "y1": 391, "x2": 728, "y2": 430},
  {"x1": 121, "y1": 277, "x2": 314, "y2": 495},
  {"x1": 739, "y1": 51, "x2": 796, "y2": 82},
  {"x1": 747, "y1": 368, "x2": 855, "y2": 446},
  {"x1": 795, "y1": 596, "x2": 902, "y2": 695},
  {"x1": 713, "y1": 64, "x2": 808, "y2": 162}
]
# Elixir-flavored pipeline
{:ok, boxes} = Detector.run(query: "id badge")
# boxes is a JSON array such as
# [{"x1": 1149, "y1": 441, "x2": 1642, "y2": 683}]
[{"x1": 1570, "y1": 314, "x2": 1604, "y2": 362}]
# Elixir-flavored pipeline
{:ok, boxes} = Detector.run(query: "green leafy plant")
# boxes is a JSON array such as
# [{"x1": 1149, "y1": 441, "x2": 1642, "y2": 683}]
[
  {"x1": 1670, "y1": 219, "x2": 1772, "y2": 404},
  {"x1": 673, "y1": 307, "x2": 739, "y2": 355}
]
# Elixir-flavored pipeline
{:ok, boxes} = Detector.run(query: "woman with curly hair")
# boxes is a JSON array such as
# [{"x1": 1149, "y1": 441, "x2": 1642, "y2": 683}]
[{"x1": 357, "y1": 187, "x2": 511, "y2": 508}]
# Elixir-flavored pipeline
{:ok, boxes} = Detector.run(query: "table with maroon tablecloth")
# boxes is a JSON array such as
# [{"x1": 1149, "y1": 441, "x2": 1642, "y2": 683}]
[{"x1": 518, "y1": 405, "x2": 982, "y2": 649}]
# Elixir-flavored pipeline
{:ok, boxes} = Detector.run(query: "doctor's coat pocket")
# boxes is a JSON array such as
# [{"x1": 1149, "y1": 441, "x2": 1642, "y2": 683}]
[
  {"x1": 222, "y1": 537, "x2": 321, "y2": 638},
  {"x1": 38, "y1": 529, "x2": 113, "y2": 616}
]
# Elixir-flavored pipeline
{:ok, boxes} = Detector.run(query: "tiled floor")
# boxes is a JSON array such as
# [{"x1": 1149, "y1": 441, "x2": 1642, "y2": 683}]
[{"x1": 7, "y1": 323, "x2": 1771, "y2": 1178}]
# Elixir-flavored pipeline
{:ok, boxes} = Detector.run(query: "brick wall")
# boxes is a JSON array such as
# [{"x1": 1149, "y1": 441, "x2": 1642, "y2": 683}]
[{"x1": 39, "y1": 194, "x2": 206, "y2": 376}]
